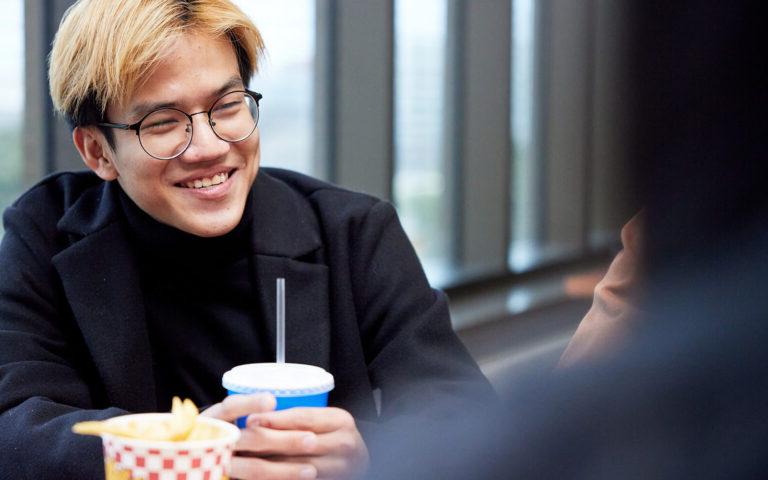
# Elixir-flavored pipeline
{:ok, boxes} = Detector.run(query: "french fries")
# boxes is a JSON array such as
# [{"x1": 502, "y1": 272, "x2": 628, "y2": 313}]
[
  {"x1": 168, "y1": 397, "x2": 198, "y2": 441},
  {"x1": 72, "y1": 397, "x2": 221, "y2": 441}
]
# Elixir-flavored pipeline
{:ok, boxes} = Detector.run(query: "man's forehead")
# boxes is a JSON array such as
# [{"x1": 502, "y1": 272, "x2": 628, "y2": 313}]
[{"x1": 111, "y1": 31, "x2": 244, "y2": 118}]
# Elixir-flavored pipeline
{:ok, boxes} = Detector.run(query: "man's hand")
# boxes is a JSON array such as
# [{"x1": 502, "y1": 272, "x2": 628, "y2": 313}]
[{"x1": 202, "y1": 395, "x2": 369, "y2": 480}]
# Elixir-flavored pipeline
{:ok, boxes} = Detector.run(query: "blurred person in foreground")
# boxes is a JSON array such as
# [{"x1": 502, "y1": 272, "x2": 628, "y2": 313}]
[
  {"x1": 369, "y1": 0, "x2": 768, "y2": 478},
  {"x1": 0, "y1": 1, "x2": 493, "y2": 478}
]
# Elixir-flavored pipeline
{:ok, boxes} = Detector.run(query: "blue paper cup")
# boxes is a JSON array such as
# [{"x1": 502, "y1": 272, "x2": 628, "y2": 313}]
[{"x1": 222, "y1": 363, "x2": 335, "y2": 428}]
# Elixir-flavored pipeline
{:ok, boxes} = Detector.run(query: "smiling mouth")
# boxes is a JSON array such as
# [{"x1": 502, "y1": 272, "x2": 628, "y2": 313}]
[{"x1": 177, "y1": 170, "x2": 234, "y2": 189}]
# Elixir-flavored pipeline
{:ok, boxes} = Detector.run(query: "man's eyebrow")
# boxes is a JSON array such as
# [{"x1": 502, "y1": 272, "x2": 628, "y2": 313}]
[
  {"x1": 127, "y1": 76, "x2": 245, "y2": 120},
  {"x1": 215, "y1": 76, "x2": 246, "y2": 96},
  {"x1": 128, "y1": 100, "x2": 178, "y2": 120}
]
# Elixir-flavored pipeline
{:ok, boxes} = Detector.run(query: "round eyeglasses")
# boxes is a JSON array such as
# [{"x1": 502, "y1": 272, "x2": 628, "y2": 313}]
[{"x1": 98, "y1": 90, "x2": 262, "y2": 160}]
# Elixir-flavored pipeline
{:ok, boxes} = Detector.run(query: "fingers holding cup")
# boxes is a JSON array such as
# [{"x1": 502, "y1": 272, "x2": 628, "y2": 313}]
[{"x1": 202, "y1": 392, "x2": 277, "y2": 423}]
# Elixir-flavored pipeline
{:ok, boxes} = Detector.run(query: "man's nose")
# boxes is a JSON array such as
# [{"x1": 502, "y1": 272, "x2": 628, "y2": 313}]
[{"x1": 179, "y1": 112, "x2": 230, "y2": 162}]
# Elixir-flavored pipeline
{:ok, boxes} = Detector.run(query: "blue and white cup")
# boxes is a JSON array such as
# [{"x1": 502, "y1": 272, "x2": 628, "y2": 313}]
[{"x1": 222, "y1": 363, "x2": 335, "y2": 428}]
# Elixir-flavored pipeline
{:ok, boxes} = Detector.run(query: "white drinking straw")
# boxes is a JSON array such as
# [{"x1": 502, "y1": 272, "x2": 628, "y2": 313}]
[{"x1": 276, "y1": 278, "x2": 286, "y2": 364}]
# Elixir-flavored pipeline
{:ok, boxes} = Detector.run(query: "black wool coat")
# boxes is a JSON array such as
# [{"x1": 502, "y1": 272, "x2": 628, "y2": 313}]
[{"x1": 0, "y1": 168, "x2": 492, "y2": 479}]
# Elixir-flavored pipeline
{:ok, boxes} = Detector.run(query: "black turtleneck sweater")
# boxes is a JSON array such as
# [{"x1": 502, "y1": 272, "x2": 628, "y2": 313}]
[{"x1": 118, "y1": 189, "x2": 269, "y2": 411}]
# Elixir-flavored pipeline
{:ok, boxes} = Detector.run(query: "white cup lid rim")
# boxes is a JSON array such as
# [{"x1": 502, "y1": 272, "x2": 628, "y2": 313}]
[{"x1": 222, "y1": 363, "x2": 334, "y2": 396}]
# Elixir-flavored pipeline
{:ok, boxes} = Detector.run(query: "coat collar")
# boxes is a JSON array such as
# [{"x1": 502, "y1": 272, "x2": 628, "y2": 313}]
[
  {"x1": 53, "y1": 170, "x2": 331, "y2": 411},
  {"x1": 57, "y1": 169, "x2": 323, "y2": 259},
  {"x1": 246, "y1": 171, "x2": 331, "y2": 369}
]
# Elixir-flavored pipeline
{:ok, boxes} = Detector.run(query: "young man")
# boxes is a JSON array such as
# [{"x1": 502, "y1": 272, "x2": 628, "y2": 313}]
[{"x1": 0, "y1": 1, "x2": 492, "y2": 478}]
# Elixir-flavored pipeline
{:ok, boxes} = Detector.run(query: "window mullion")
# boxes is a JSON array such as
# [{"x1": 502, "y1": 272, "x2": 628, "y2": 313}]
[
  {"x1": 452, "y1": 0, "x2": 511, "y2": 276},
  {"x1": 325, "y1": 0, "x2": 394, "y2": 201}
]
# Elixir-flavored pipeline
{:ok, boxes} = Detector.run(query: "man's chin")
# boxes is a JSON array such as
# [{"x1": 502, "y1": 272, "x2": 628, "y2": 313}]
[
  {"x1": 188, "y1": 222, "x2": 240, "y2": 238},
  {"x1": 170, "y1": 212, "x2": 243, "y2": 238}
]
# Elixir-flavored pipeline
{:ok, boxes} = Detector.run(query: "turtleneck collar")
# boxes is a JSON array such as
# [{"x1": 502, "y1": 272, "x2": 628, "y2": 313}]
[{"x1": 117, "y1": 185, "x2": 255, "y2": 266}]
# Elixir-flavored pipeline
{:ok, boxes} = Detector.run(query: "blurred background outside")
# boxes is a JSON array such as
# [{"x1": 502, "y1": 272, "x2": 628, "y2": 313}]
[{"x1": 0, "y1": 1, "x2": 23, "y2": 235}]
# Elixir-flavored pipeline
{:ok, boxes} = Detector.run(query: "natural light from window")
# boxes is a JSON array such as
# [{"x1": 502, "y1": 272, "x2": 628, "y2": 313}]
[
  {"x1": 0, "y1": 1, "x2": 23, "y2": 236},
  {"x1": 233, "y1": 1, "x2": 315, "y2": 176},
  {"x1": 394, "y1": 0, "x2": 450, "y2": 285}
]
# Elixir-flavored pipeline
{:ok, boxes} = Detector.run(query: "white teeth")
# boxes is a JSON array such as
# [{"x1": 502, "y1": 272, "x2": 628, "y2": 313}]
[
  {"x1": 184, "y1": 172, "x2": 229, "y2": 189},
  {"x1": 212, "y1": 172, "x2": 228, "y2": 185}
]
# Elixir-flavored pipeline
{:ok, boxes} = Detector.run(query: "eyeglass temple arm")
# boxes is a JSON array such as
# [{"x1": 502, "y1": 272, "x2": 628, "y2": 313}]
[{"x1": 97, "y1": 121, "x2": 141, "y2": 135}]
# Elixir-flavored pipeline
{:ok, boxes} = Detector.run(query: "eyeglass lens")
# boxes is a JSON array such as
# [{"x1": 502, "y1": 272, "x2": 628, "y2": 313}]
[{"x1": 138, "y1": 91, "x2": 259, "y2": 160}]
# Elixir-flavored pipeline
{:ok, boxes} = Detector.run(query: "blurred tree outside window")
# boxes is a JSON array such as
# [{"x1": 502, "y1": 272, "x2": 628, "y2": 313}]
[
  {"x1": 510, "y1": 0, "x2": 539, "y2": 271},
  {"x1": 394, "y1": 0, "x2": 450, "y2": 285}
]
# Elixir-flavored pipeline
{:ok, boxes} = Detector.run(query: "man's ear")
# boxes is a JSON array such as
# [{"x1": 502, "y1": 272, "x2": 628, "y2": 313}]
[{"x1": 72, "y1": 126, "x2": 118, "y2": 181}]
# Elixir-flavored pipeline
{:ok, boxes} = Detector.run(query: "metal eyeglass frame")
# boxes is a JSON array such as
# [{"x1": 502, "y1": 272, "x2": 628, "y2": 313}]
[{"x1": 97, "y1": 89, "x2": 263, "y2": 160}]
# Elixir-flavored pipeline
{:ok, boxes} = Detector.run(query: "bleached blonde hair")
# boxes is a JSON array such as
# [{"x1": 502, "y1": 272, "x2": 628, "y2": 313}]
[{"x1": 49, "y1": 0, "x2": 265, "y2": 129}]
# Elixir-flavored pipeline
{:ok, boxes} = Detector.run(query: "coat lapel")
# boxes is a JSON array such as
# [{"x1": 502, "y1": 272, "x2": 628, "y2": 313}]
[
  {"x1": 251, "y1": 255, "x2": 331, "y2": 370},
  {"x1": 53, "y1": 181, "x2": 156, "y2": 412},
  {"x1": 248, "y1": 171, "x2": 331, "y2": 370}
]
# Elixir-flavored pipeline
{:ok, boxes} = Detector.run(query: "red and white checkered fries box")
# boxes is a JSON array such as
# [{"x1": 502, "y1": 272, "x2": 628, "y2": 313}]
[{"x1": 73, "y1": 398, "x2": 240, "y2": 480}]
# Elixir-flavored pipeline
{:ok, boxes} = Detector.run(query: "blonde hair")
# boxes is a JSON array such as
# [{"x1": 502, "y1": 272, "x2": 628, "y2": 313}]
[{"x1": 49, "y1": 0, "x2": 265, "y2": 128}]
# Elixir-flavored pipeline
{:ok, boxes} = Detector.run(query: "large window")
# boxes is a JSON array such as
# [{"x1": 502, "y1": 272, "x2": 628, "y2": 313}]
[
  {"x1": 20, "y1": 1, "x2": 630, "y2": 295},
  {"x1": 0, "y1": 1, "x2": 23, "y2": 235},
  {"x1": 233, "y1": 1, "x2": 315, "y2": 176}
]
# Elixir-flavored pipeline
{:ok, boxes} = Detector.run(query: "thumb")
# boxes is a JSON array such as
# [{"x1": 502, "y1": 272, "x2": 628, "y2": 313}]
[{"x1": 201, "y1": 393, "x2": 276, "y2": 422}]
